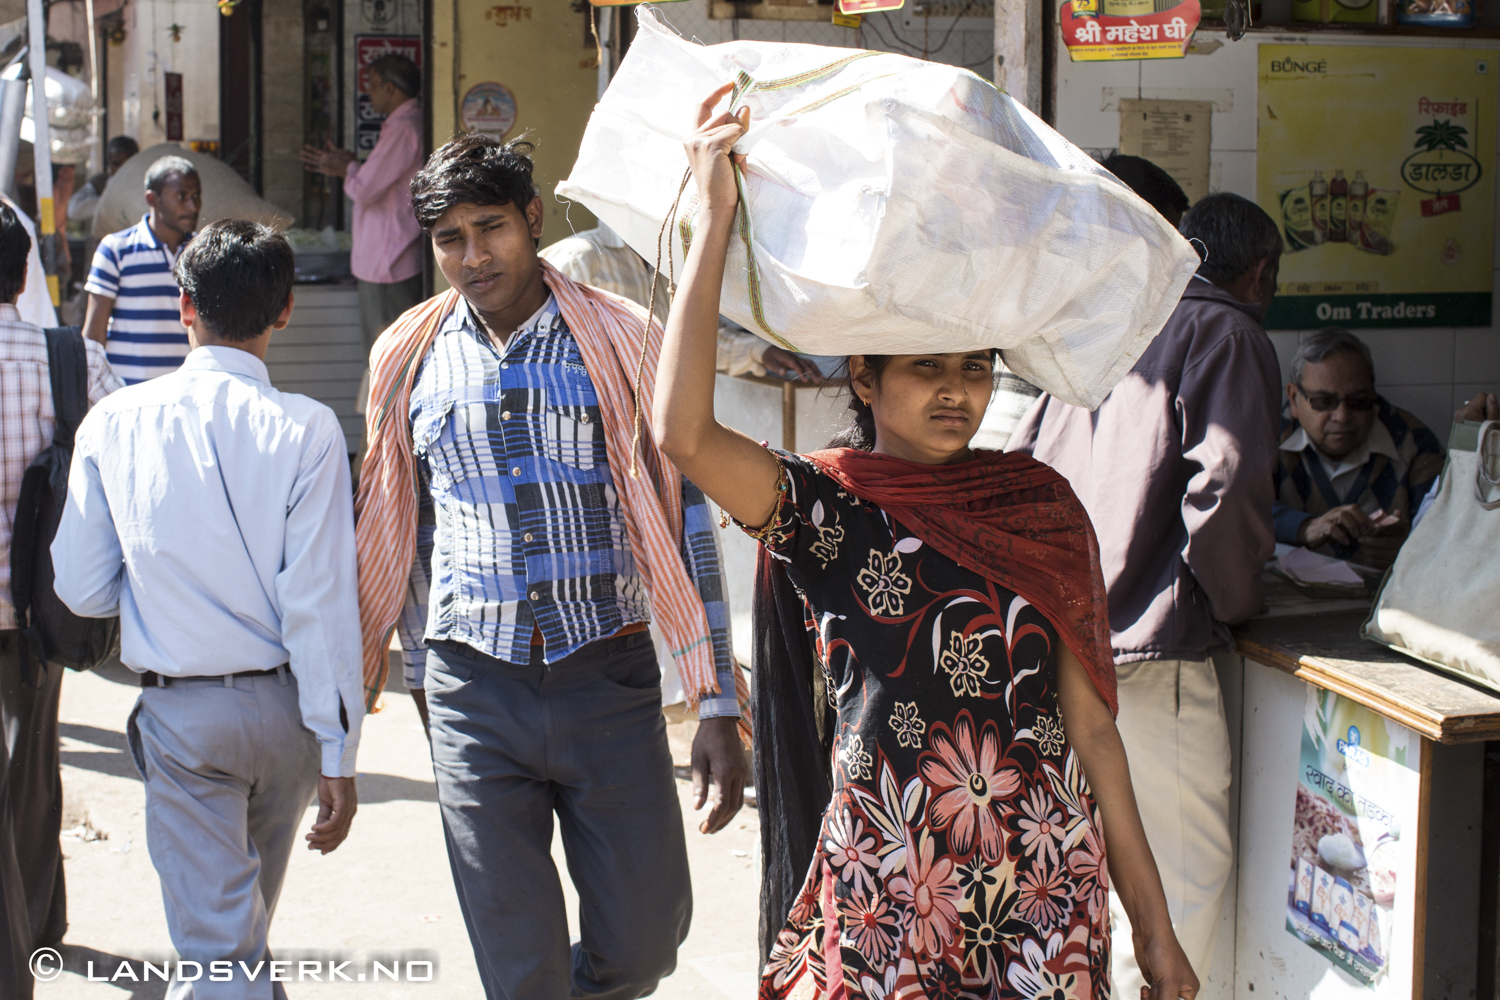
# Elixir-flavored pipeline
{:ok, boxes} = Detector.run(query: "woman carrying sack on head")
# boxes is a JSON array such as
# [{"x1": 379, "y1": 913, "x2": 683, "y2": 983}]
[{"x1": 652, "y1": 85, "x2": 1199, "y2": 1000}]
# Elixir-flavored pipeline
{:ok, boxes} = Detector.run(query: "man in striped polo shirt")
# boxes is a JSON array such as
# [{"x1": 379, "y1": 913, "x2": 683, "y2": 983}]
[{"x1": 82, "y1": 155, "x2": 200, "y2": 384}]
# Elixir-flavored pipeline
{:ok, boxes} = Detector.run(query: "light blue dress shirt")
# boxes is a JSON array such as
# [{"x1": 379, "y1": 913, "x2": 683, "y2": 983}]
[{"x1": 52, "y1": 346, "x2": 363, "y2": 777}]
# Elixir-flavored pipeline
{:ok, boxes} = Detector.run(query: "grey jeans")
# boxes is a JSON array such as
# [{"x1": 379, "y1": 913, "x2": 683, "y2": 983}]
[
  {"x1": 426, "y1": 631, "x2": 691, "y2": 1000},
  {"x1": 357, "y1": 275, "x2": 424, "y2": 359},
  {"x1": 127, "y1": 669, "x2": 321, "y2": 1000}
]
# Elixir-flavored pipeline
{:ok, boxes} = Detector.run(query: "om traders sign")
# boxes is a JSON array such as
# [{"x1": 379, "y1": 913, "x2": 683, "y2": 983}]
[{"x1": 1258, "y1": 45, "x2": 1497, "y2": 329}]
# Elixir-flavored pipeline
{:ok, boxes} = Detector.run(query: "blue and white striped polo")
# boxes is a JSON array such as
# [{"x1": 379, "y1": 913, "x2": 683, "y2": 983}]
[{"x1": 85, "y1": 215, "x2": 194, "y2": 385}]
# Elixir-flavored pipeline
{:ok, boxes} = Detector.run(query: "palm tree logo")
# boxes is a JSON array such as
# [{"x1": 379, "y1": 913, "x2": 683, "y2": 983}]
[
  {"x1": 1415, "y1": 119, "x2": 1468, "y2": 153},
  {"x1": 1402, "y1": 118, "x2": 1481, "y2": 196}
]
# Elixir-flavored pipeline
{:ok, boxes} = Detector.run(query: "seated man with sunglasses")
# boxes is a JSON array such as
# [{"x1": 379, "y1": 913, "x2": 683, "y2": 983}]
[{"x1": 1275, "y1": 327, "x2": 1445, "y2": 568}]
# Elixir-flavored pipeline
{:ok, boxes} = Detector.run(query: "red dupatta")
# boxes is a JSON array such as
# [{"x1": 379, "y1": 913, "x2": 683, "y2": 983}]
[{"x1": 805, "y1": 447, "x2": 1117, "y2": 715}]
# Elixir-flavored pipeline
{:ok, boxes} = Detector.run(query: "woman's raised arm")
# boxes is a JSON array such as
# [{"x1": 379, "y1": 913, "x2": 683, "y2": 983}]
[{"x1": 652, "y1": 85, "x2": 783, "y2": 529}]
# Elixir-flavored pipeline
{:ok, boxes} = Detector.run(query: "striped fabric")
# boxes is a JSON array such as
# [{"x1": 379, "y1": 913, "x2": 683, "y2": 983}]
[
  {"x1": 84, "y1": 216, "x2": 192, "y2": 384},
  {"x1": 355, "y1": 262, "x2": 750, "y2": 735}
]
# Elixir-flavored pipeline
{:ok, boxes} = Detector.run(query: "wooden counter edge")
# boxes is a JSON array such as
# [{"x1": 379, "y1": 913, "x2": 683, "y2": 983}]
[{"x1": 1234, "y1": 633, "x2": 1500, "y2": 744}]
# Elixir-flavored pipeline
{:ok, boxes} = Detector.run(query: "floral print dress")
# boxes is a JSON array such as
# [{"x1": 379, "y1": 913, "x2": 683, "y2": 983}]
[{"x1": 745, "y1": 453, "x2": 1109, "y2": 1000}]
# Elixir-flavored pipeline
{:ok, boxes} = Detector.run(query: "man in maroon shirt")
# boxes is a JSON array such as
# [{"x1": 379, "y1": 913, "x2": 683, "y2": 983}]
[{"x1": 1010, "y1": 192, "x2": 1283, "y2": 998}]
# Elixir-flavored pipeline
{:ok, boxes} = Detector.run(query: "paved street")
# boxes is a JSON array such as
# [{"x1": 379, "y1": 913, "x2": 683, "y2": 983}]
[{"x1": 35, "y1": 662, "x2": 761, "y2": 999}]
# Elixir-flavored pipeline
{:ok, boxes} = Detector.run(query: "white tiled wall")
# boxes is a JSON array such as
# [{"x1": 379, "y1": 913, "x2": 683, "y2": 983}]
[
  {"x1": 652, "y1": 2, "x2": 995, "y2": 81},
  {"x1": 1056, "y1": 29, "x2": 1500, "y2": 434}
]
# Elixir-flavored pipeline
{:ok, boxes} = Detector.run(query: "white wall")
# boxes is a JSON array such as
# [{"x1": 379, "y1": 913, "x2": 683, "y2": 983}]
[
  {"x1": 119, "y1": 0, "x2": 221, "y2": 148},
  {"x1": 652, "y1": 2, "x2": 995, "y2": 81},
  {"x1": 1054, "y1": 28, "x2": 1500, "y2": 435}
]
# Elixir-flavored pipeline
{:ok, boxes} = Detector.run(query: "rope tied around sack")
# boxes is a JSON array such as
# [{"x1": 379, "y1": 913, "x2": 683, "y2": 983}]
[
  {"x1": 625, "y1": 55, "x2": 880, "y2": 477},
  {"x1": 627, "y1": 165, "x2": 694, "y2": 479}
]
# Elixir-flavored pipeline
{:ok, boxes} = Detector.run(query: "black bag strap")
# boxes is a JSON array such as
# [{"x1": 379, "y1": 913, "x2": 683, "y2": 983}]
[
  {"x1": 11, "y1": 327, "x2": 88, "y2": 684},
  {"x1": 42, "y1": 325, "x2": 89, "y2": 449}
]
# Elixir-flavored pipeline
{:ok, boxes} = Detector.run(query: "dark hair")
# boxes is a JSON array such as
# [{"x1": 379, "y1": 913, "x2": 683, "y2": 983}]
[
  {"x1": 106, "y1": 135, "x2": 140, "y2": 160},
  {"x1": 369, "y1": 54, "x2": 420, "y2": 98},
  {"x1": 410, "y1": 133, "x2": 537, "y2": 232},
  {"x1": 1179, "y1": 192, "x2": 1283, "y2": 286},
  {"x1": 825, "y1": 355, "x2": 892, "y2": 450},
  {"x1": 144, "y1": 155, "x2": 197, "y2": 195},
  {"x1": 0, "y1": 202, "x2": 30, "y2": 303},
  {"x1": 173, "y1": 220, "x2": 294, "y2": 342},
  {"x1": 1102, "y1": 154, "x2": 1190, "y2": 218},
  {"x1": 1291, "y1": 327, "x2": 1375, "y2": 386}
]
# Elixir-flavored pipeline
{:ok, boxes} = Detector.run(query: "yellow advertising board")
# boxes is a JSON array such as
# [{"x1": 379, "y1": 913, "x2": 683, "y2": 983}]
[{"x1": 1257, "y1": 45, "x2": 1496, "y2": 328}]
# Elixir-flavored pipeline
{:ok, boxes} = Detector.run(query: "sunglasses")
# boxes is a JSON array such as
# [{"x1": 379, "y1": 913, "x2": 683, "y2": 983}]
[{"x1": 1295, "y1": 385, "x2": 1378, "y2": 413}]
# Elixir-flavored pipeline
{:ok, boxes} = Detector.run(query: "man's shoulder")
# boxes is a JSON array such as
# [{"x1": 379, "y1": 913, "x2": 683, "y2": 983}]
[
  {"x1": 99, "y1": 219, "x2": 149, "y2": 249},
  {"x1": 0, "y1": 315, "x2": 46, "y2": 361},
  {"x1": 262, "y1": 383, "x2": 346, "y2": 439},
  {"x1": 538, "y1": 234, "x2": 600, "y2": 261},
  {"x1": 1378, "y1": 398, "x2": 1442, "y2": 454},
  {"x1": 1152, "y1": 288, "x2": 1273, "y2": 370}
]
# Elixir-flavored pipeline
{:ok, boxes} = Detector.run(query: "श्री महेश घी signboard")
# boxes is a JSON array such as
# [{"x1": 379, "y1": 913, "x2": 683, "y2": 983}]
[
  {"x1": 1258, "y1": 45, "x2": 1496, "y2": 329},
  {"x1": 1060, "y1": 0, "x2": 1199, "y2": 61}
]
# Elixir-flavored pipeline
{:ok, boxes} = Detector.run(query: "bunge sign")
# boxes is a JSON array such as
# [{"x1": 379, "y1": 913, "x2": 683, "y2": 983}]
[{"x1": 1258, "y1": 45, "x2": 1497, "y2": 329}]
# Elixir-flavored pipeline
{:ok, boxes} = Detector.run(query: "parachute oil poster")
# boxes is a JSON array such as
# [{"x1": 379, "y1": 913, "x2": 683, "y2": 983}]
[
  {"x1": 1285, "y1": 688, "x2": 1421, "y2": 987},
  {"x1": 1257, "y1": 45, "x2": 1496, "y2": 329}
]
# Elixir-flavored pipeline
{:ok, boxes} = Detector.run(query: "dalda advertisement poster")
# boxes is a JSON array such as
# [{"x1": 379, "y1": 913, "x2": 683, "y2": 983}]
[
  {"x1": 1258, "y1": 45, "x2": 1496, "y2": 329},
  {"x1": 1285, "y1": 688, "x2": 1421, "y2": 986}
]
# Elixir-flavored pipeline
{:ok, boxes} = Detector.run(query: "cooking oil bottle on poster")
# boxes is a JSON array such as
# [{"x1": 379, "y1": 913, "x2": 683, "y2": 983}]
[
  {"x1": 1347, "y1": 170, "x2": 1369, "y2": 245},
  {"x1": 1310, "y1": 170, "x2": 1329, "y2": 244},
  {"x1": 1330, "y1": 169, "x2": 1348, "y2": 242}
]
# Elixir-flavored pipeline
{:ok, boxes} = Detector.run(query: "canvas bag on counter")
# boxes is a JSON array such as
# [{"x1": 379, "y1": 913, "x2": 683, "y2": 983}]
[
  {"x1": 1363, "y1": 420, "x2": 1500, "y2": 691},
  {"x1": 556, "y1": 8, "x2": 1201, "y2": 408}
]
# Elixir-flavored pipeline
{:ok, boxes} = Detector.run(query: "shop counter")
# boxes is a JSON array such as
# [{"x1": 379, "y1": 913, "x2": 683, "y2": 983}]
[{"x1": 1221, "y1": 581, "x2": 1499, "y2": 1000}]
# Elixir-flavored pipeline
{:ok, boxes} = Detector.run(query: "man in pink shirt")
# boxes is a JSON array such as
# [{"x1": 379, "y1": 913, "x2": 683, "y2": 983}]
[{"x1": 301, "y1": 54, "x2": 425, "y2": 377}]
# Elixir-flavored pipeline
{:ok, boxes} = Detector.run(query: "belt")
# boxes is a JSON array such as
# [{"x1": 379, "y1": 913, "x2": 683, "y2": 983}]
[
  {"x1": 529, "y1": 621, "x2": 647, "y2": 646},
  {"x1": 139, "y1": 665, "x2": 288, "y2": 688}
]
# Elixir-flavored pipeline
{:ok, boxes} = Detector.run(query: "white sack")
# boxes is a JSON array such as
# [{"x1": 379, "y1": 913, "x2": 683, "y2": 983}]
[
  {"x1": 557, "y1": 8, "x2": 1201, "y2": 409},
  {"x1": 93, "y1": 142, "x2": 294, "y2": 240}
]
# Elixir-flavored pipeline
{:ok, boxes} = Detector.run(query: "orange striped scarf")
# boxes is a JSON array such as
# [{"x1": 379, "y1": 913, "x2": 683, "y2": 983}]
[{"x1": 354, "y1": 261, "x2": 746, "y2": 733}]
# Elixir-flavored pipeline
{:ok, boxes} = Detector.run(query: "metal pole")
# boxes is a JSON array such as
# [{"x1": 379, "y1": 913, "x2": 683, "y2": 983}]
[
  {"x1": 596, "y1": 7, "x2": 613, "y2": 101},
  {"x1": 0, "y1": 78, "x2": 28, "y2": 202},
  {"x1": 26, "y1": 0, "x2": 57, "y2": 305},
  {"x1": 85, "y1": 0, "x2": 100, "y2": 178}
]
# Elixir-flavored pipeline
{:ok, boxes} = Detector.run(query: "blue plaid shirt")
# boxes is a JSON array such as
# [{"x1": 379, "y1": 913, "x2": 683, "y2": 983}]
[{"x1": 398, "y1": 294, "x2": 738, "y2": 718}]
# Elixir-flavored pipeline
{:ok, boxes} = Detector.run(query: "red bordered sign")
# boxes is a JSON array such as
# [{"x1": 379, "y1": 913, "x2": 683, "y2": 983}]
[
  {"x1": 1060, "y1": 0, "x2": 1200, "y2": 61},
  {"x1": 838, "y1": 0, "x2": 905, "y2": 14}
]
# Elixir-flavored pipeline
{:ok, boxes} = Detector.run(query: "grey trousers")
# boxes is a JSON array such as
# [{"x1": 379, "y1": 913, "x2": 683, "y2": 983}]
[
  {"x1": 127, "y1": 669, "x2": 321, "y2": 1000},
  {"x1": 357, "y1": 275, "x2": 424, "y2": 358},
  {"x1": 426, "y1": 631, "x2": 692, "y2": 1000},
  {"x1": 0, "y1": 629, "x2": 66, "y2": 951}
]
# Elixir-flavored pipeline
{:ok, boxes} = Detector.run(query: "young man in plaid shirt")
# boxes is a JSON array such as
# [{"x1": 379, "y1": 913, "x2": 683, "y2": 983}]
[{"x1": 356, "y1": 134, "x2": 748, "y2": 1000}]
